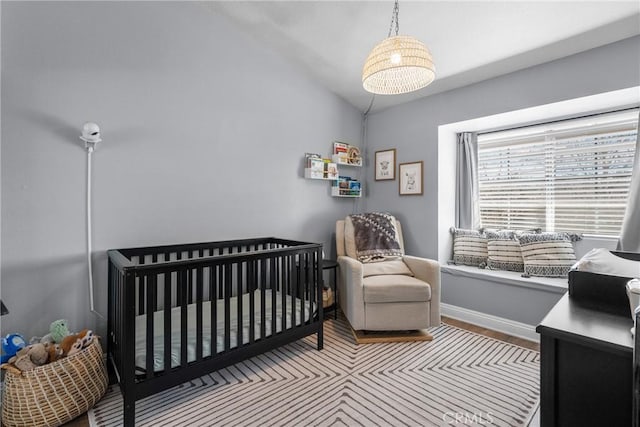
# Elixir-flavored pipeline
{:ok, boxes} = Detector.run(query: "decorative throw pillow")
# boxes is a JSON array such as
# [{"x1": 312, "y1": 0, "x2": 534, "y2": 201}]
[
  {"x1": 485, "y1": 230, "x2": 524, "y2": 272},
  {"x1": 517, "y1": 232, "x2": 579, "y2": 277},
  {"x1": 450, "y1": 227, "x2": 487, "y2": 267}
]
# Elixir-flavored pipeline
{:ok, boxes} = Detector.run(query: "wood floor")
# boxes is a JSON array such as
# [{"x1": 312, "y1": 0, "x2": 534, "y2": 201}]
[
  {"x1": 442, "y1": 316, "x2": 540, "y2": 351},
  {"x1": 62, "y1": 316, "x2": 538, "y2": 427}
]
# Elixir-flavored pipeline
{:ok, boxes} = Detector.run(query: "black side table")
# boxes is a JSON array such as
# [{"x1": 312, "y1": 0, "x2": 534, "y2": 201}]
[{"x1": 322, "y1": 260, "x2": 339, "y2": 320}]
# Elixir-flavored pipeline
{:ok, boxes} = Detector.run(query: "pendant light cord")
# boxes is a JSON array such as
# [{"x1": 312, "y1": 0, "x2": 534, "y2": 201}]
[
  {"x1": 358, "y1": 0, "x2": 392, "y2": 212},
  {"x1": 354, "y1": 94, "x2": 376, "y2": 214},
  {"x1": 387, "y1": 0, "x2": 400, "y2": 37}
]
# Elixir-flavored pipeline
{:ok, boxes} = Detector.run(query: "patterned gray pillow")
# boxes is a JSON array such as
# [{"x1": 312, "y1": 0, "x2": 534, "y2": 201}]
[
  {"x1": 450, "y1": 227, "x2": 487, "y2": 267},
  {"x1": 485, "y1": 231, "x2": 524, "y2": 272},
  {"x1": 517, "y1": 232, "x2": 580, "y2": 277}
]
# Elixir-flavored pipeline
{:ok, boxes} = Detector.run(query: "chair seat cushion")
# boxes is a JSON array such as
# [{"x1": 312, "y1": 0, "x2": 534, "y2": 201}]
[
  {"x1": 362, "y1": 259, "x2": 414, "y2": 277},
  {"x1": 363, "y1": 275, "x2": 431, "y2": 303}
]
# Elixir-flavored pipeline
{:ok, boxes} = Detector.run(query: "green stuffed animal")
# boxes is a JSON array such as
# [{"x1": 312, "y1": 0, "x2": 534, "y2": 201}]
[{"x1": 39, "y1": 319, "x2": 70, "y2": 344}]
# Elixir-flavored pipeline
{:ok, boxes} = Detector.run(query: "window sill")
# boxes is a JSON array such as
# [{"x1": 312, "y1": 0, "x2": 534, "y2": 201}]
[{"x1": 441, "y1": 264, "x2": 568, "y2": 294}]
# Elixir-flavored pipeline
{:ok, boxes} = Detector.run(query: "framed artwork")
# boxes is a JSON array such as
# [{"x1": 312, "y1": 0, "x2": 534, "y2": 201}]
[
  {"x1": 399, "y1": 161, "x2": 423, "y2": 195},
  {"x1": 375, "y1": 149, "x2": 396, "y2": 181}
]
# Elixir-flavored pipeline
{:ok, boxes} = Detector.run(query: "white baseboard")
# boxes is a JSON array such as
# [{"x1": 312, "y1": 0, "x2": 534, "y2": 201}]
[{"x1": 441, "y1": 303, "x2": 540, "y2": 343}]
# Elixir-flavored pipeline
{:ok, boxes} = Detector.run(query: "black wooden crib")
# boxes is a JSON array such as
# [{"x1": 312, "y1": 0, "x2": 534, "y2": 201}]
[{"x1": 107, "y1": 237, "x2": 324, "y2": 425}]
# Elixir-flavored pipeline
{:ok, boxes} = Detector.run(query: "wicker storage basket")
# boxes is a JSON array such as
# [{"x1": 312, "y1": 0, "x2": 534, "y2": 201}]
[{"x1": 1, "y1": 339, "x2": 108, "y2": 427}]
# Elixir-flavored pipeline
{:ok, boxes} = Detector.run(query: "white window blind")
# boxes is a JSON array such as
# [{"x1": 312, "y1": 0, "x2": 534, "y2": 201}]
[{"x1": 477, "y1": 109, "x2": 638, "y2": 236}]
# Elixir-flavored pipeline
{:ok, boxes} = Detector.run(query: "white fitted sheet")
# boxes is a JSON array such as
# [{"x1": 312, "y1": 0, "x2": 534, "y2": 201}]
[{"x1": 134, "y1": 290, "x2": 314, "y2": 372}]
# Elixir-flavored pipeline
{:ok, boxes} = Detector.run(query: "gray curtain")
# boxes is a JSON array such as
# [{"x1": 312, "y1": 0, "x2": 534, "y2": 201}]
[
  {"x1": 455, "y1": 132, "x2": 480, "y2": 229},
  {"x1": 618, "y1": 111, "x2": 640, "y2": 252}
]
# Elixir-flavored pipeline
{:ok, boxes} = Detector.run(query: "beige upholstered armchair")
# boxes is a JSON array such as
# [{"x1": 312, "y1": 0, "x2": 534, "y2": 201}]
[{"x1": 336, "y1": 216, "x2": 441, "y2": 331}]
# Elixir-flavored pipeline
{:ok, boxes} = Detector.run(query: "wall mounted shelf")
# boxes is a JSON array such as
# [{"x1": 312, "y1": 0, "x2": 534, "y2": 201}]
[
  {"x1": 304, "y1": 169, "x2": 338, "y2": 180},
  {"x1": 331, "y1": 154, "x2": 362, "y2": 167},
  {"x1": 331, "y1": 187, "x2": 362, "y2": 198},
  {"x1": 304, "y1": 143, "x2": 362, "y2": 197}
]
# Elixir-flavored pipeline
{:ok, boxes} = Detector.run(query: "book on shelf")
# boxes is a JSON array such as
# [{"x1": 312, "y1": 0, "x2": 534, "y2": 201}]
[
  {"x1": 334, "y1": 176, "x2": 351, "y2": 188},
  {"x1": 332, "y1": 142, "x2": 362, "y2": 166},
  {"x1": 333, "y1": 142, "x2": 349, "y2": 155},
  {"x1": 309, "y1": 158, "x2": 325, "y2": 179},
  {"x1": 305, "y1": 152, "x2": 322, "y2": 168},
  {"x1": 333, "y1": 142, "x2": 349, "y2": 164},
  {"x1": 346, "y1": 146, "x2": 362, "y2": 165},
  {"x1": 325, "y1": 162, "x2": 338, "y2": 179},
  {"x1": 333, "y1": 176, "x2": 360, "y2": 195}
]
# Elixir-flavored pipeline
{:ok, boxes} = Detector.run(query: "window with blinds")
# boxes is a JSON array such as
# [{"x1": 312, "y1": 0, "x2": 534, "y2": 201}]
[{"x1": 477, "y1": 109, "x2": 638, "y2": 236}]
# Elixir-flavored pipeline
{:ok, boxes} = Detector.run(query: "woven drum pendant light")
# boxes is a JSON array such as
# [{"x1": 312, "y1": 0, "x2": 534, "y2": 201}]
[{"x1": 362, "y1": 0, "x2": 435, "y2": 95}]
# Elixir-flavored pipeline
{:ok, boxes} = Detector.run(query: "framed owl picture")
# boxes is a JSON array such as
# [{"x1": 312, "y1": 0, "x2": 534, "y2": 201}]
[{"x1": 375, "y1": 149, "x2": 396, "y2": 181}]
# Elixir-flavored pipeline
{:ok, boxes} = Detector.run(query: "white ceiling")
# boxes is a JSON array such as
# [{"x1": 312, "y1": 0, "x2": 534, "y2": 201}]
[{"x1": 206, "y1": 1, "x2": 640, "y2": 113}]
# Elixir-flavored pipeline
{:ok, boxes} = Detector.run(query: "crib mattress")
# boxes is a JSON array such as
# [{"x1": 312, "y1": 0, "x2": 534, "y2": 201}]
[{"x1": 134, "y1": 290, "x2": 314, "y2": 372}]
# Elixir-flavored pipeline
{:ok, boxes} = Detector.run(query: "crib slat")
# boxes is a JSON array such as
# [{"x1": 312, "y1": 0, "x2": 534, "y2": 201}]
[
  {"x1": 138, "y1": 275, "x2": 145, "y2": 315},
  {"x1": 292, "y1": 255, "x2": 297, "y2": 328},
  {"x1": 312, "y1": 252, "x2": 318, "y2": 324},
  {"x1": 271, "y1": 256, "x2": 277, "y2": 337},
  {"x1": 187, "y1": 268, "x2": 193, "y2": 305},
  {"x1": 146, "y1": 275, "x2": 156, "y2": 379},
  {"x1": 282, "y1": 255, "x2": 289, "y2": 330},
  {"x1": 164, "y1": 271, "x2": 172, "y2": 373},
  {"x1": 180, "y1": 269, "x2": 188, "y2": 368},
  {"x1": 308, "y1": 252, "x2": 312, "y2": 324},
  {"x1": 299, "y1": 253, "x2": 305, "y2": 326},
  {"x1": 196, "y1": 267, "x2": 203, "y2": 362},
  {"x1": 260, "y1": 258, "x2": 266, "y2": 340},
  {"x1": 224, "y1": 263, "x2": 231, "y2": 352},
  {"x1": 210, "y1": 265, "x2": 217, "y2": 356},
  {"x1": 248, "y1": 260, "x2": 255, "y2": 344},
  {"x1": 217, "y1": 252, "x2": 224, "y2": 306},
  {"x1": 238, "y1": 260, "x2": 245, "y2": 347}
]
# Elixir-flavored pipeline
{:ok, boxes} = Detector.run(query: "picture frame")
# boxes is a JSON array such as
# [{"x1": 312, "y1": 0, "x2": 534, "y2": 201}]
[
  {"x1": 375, "y1": 149, "x2": 396, "y2": 181},
  {"x1": 399, "y1": 161, "x2": 423, "y2": 195}
]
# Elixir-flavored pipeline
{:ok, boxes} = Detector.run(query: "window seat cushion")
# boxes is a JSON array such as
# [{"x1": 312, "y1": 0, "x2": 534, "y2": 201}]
[{"x1": 442, "y1": 264, "x2": 567, "y2": 293}]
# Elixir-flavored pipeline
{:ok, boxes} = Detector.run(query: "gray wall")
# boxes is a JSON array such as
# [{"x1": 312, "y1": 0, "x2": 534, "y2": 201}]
[
  {"x1": 366, "y1": 35, "x2": 640, "y2": 260},
  {"x1": 1, "y1": 2, "x2": 361, "y2": 339},
  {"x1": 366, "y1": 35, "x2": 640, "y2": 324},
  {"x1": 441, "y1": 272, "x2": 566, "y2": 326}
]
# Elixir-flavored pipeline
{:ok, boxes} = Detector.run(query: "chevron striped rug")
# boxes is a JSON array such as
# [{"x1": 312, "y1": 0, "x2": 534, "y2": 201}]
[{"x1": 88, "y1": 315, "x2": 539, "y2": 427}]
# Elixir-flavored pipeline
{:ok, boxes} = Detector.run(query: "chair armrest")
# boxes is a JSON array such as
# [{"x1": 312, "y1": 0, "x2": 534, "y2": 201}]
[
  {"x1": 403, "y1": 255, "x2": 441, "y2": 325},
  {"x1": 337, "y1": 256, "x2": 366, "y2": 330},
  {"x1": 337, "y1": 256, "x2": 364, "y2": 279}
]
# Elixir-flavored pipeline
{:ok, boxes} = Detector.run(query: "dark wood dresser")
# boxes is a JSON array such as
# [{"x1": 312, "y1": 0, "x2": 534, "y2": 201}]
[{"x1": 536, "y1": 293, "x2": 634, "y2": 427}]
